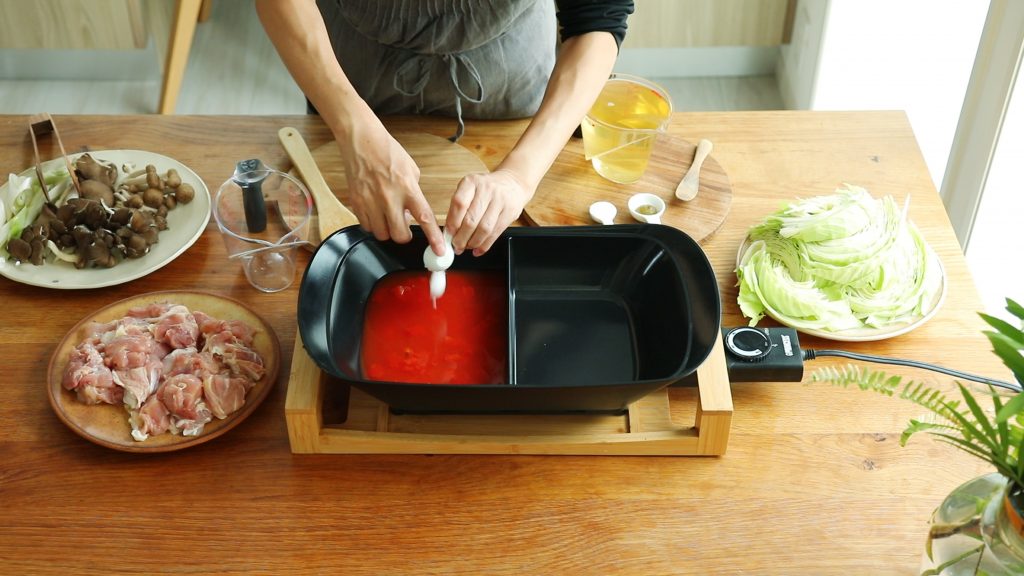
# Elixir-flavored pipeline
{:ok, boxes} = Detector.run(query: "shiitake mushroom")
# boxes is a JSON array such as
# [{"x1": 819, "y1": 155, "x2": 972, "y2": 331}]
[
  {"x1": 7, "y1": 237, "x2": 31, "y2": 263},
  {"x1": 124, "y1": 233, "x2": 148, "y2": 258},
  {"x1": 129, "y1": 210, "x2": 151, "y2": 233},
  {"x1": 110, "y1": 207, "x2": 132, "y2": 227},
  {"x1": 74, "y1": 154, "x2": 117, "y2": 187},
  {"x1": 79, "y1": 179, "x2": 114, "y2": 207}
]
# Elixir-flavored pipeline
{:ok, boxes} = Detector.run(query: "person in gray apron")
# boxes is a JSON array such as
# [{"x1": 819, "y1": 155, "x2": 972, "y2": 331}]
[{"x1": 256, "y1": 0, "x2": 633, "y2": 257}]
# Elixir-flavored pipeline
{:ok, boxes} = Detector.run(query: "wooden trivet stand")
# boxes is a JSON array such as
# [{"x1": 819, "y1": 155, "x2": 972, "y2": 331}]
[{"x1": 285, "y1": 335, "x2": 732, "y2": 456}]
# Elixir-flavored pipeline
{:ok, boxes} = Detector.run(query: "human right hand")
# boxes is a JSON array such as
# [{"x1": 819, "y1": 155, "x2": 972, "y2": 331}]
[
  {"x1": 255, "y1": 0, "x2": 445, "y2": 254},
  {"x1": 337, "y1": 119, "x2": 446, "y2": 256}
]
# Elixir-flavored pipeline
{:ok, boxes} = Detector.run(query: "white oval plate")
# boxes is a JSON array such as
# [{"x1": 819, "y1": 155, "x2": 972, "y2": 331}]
[
  {"x1": 736, "y1": 238, "x2": 947, "y2": 342},
  {"x1": 0, "y1": 150, "x2": 210, "y2": 289}
]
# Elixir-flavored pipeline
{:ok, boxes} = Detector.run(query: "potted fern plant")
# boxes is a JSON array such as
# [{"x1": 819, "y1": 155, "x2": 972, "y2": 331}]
[{"x1": 813, "y1": 298, "x2": 1024, "y2": 575}]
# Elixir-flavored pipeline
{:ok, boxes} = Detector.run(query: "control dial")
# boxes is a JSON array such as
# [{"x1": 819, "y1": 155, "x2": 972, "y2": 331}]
[{"x1": 724, "y1": 327, "x2": 772, "y2": 362}]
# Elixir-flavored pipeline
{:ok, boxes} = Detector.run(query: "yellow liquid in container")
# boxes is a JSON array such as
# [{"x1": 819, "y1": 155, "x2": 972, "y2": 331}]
[{"x1": 582, "y1": 77, "x2": 672, "y2": 184}]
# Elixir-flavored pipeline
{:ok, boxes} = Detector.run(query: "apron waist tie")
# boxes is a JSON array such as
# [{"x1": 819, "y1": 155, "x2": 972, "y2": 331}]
[{"x1": 394, "y1": 52, "x2": 485, "y2": 142}]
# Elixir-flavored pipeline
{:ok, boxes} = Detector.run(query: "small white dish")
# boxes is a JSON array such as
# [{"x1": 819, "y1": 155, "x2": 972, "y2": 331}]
[
  {"x1": 588, "y1": 201, "x2": 617, "y2": 225},
  {"x1": 627, "y1": 193, "x2": 665, "y2": 224}
]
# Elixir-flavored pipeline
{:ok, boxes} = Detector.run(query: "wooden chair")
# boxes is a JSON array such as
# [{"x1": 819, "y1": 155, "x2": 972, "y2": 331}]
[{"x1": 158, "y1": 0, "x2": 213, "y2": 114}]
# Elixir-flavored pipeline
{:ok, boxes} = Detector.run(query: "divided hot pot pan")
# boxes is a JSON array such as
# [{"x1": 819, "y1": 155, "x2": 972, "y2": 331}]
[{"x1": 298, "y1": 224, "x2": 721, "y2": 414}]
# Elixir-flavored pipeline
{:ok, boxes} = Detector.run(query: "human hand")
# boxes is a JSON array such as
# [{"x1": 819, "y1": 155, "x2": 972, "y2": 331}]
[
  {"x1": 446, "y1": 169, "x2": 533, "y2": 256},
  {"x1": 338, "y1": 122, "x2": 445, "y2": 255}
]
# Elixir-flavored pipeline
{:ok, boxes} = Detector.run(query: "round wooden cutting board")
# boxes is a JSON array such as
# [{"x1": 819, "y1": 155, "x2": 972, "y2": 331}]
[
  {"x1": 303, "y1": 131, "x2": 488, "y2": 243},
  {"x1": 525, "y1": 133, "x2": 732, "y2": 243}
]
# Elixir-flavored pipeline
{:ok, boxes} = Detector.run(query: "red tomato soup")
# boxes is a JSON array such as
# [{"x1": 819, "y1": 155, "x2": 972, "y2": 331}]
[{"x1": 361, "y1": 270, "x2": 508, "y2": 385}]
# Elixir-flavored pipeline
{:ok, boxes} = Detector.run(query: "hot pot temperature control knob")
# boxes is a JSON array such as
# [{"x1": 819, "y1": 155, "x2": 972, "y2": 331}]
[
  {"x1": 724, "y1": 327, "x2": 772, "y2": 362},
  {"x1": 674, "y1": 326, "x2": 804, "y2": 385}
]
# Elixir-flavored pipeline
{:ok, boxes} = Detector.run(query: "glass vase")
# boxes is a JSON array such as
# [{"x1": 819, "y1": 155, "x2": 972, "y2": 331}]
[{"x1": 921, "y1": 473, "x2": 1024, "y2": 575}]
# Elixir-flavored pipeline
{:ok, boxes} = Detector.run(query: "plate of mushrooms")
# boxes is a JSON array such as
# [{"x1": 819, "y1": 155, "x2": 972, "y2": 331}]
[{"x1": 0, "y1": 150, "x2": 210, "y2": 289}]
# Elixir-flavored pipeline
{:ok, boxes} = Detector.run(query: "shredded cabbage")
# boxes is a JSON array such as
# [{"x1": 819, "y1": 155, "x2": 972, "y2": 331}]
[{"x1": 736, "y1": 184, "x2": 942, "y2": 332}]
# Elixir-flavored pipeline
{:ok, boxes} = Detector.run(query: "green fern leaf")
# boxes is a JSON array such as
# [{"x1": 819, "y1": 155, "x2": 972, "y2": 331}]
[{"x1": 958, "y1": 383, "x2": 1003, "y2": 457}]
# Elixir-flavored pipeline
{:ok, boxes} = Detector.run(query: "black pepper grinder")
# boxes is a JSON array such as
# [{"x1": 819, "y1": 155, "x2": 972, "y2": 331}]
[{"x1": 233, "y1": 158, "x2": 268, "y2": 233}]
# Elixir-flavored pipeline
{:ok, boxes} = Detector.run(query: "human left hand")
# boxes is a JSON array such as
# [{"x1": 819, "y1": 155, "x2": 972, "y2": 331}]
[{"x1": 446, "y1": 170, "x2": 533, "y2": 257}]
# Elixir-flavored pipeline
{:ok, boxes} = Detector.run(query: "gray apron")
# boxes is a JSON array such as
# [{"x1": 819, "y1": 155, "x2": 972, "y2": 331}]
[{"x1": 318, "y1": 0, "x2": 556, "y2": 140}]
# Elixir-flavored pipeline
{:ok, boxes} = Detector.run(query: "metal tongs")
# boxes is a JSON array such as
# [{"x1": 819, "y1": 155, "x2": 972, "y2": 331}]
[{"x1": 28, "y1": 113, "x2": 82, "y2": 203}]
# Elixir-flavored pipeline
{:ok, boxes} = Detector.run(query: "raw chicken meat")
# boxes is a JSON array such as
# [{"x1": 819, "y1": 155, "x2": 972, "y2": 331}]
[
  {"x1": 104, "y1": 331, "x2": 166, "y2": 372},
  {"x1": 128, "y1": 394, "x2": 173, "y2": 441},
  {"x1": 162, "y1": 347, "x2": 221, "y2": 380},
  {"x1": 127, "y1": 302, "x2": 171, "y2": 319},
  {"x1": 158, "y1": 373, "x2": 207, "y2": 420},
  {"x1": 152, "y1": 305, "x2": 200, "y2": 349},
  {"x1": 62, "y1": 301, "x2": 266, "y2": 441},
  {"x1": 157, "y1": 373, "x2": 213, "y2": 437},
  {"x1": 112, "y1": 360, "x2": 162, "y2": 409},
  {"x1": 62, "y1": 341, "x2": 122, "y2": 405},
  {"x1": 204, "y1": 330, "x2": 265, "y2": 380},
  {"x1": 202, "y1": 373, "x2": 249, "y2": 419},
  {"x1": 193, "y1": 310, "x2": 256, "y2": 345}
]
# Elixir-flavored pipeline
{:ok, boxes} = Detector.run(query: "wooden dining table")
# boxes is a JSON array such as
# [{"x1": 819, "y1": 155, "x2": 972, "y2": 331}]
[{"x1": 0, "y1": 112, "x2": 1007, "y2": 574}]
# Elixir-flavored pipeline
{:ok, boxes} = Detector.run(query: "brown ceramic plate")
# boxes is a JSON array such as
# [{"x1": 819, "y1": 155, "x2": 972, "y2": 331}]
[{"x1": 47, "y1": 291, "x2": 280, "y2": 452}]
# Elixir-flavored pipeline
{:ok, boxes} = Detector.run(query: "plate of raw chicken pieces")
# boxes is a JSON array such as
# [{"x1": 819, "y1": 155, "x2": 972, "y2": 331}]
[{"x1": 47, "y1": 291, "x2": 280, "y2": 452}]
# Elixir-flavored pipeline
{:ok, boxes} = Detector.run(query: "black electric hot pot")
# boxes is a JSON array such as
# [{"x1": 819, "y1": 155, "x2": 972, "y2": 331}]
[{"x1": 298, "y1": 224, "x2": 721, "y2": 414}]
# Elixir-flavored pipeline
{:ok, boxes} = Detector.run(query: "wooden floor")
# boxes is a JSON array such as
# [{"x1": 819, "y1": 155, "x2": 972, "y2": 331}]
[{"x1": 0, "y1": 2, "x2": 783, "y2": 116}]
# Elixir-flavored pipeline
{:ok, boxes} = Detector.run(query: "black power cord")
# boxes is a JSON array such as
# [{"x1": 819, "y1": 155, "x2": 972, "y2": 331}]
[
  {"x1": 675, "y1": 327, "x2": 1022, "y2": 392},
  {"x1": 803, "y1": 348, "x2": 1023, "y2": 393}
]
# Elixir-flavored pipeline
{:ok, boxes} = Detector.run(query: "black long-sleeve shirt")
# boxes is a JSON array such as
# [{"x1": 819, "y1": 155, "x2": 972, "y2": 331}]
[{"x1": 556, "y1": 0, "x2": 635, "y2": 48}]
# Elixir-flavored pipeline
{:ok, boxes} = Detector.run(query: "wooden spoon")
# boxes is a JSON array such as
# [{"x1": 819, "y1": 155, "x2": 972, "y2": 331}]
[
  {"x1": 277, "y1": 127, "x2": 360, "y2": 241},
  {"x1": 674, "y1": 138, "x2": 713, "y2": 202}
]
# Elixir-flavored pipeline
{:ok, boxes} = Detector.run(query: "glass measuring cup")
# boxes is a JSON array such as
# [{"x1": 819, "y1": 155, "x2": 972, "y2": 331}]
[
  {"x1": 581, "y1": 74, "x2": 673, "y2": 184},
  {"x1": 213, "y1": 159, "x2": 313, "y2": 292}
]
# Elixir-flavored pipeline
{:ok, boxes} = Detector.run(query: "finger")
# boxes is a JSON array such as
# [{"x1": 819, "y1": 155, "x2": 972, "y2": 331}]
[
  {"x1": 353, "y1": 206, "x2": 370, "y2": 233},
  {"x1": 452, "y1": 194, "x2": 488, "y2": 256},
  {"x1": 385, "y1": 201, "x2": 412, "y2": 244},
  {"x1": 467, "y1": 199, "x2": 504, "y2": 256},
  {"x1": 446, "y1": 176, "x2": 477, "y2": 252},
  {"x1": 407, "y1": 195, "x2": 444, "y2": 256},
  {"x1": 364, "y1": 198, "x2": 391, "y2": 242},
  {"x1": 351, "y1": 195, "x2": 381, "y2": 238},
  {"x1": 474, "y1": 206, "x2": 515, "y2": 256}
]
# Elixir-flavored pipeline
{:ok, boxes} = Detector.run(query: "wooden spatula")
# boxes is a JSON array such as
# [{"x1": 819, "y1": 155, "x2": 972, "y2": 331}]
[
  {"x1": 278, "y1": 127, "x2": 360, "y2": 241},
  {"x1": 674, "y1": 138, "x2": 713, "y2": 202}
]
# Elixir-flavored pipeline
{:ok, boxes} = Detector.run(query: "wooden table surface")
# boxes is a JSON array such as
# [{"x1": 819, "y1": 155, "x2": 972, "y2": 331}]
[{"x1": 0, "y1": 112, "x2": 1006, "y2": 575}]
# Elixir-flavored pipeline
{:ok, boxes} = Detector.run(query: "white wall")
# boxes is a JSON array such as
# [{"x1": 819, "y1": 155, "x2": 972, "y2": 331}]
[
  {"x1": 783, "y1": 0, "x2": 988, "y2": 190},
  {"x1": 776, "y1": 0, "x2": 828, "y2": 110}
]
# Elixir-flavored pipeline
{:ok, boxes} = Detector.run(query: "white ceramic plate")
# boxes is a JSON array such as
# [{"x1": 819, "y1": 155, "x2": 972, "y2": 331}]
[
  {"x1": 736, "y1": 238, "x2": 947, "y2": 342},
  {"x1": 0, "y1": 150, "x2": 210, "y2": 289}
]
